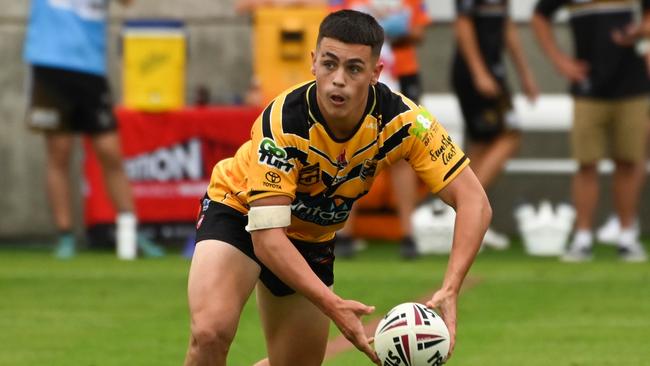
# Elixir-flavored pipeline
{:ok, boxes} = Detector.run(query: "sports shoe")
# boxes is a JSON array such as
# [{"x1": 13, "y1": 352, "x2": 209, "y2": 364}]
[
  {"x1": 334, "y1": 234, "x2": 356, "y2": 258},
  {"x1": 400, "y1": 236, "x2": 419, "y2": 260},
  {"x1": 561, "y1": 245, "x2": 593, "y2": 262},
  {"x1": 561, "y1": 234, "x2": 593, "y2": 262},
  {"x1": 54, "y1": 234, "x2": 76, "y2": 259},
  {"x1": 596, "y1": 216, "x2": 639, "y2": 246},
  {"x1": 137, "y1": 234, "x2": 165, "y2": 258},
  {"x1": 618, "y1": 242, "x2": 648, "y2": 263},
  {"x1": 482, "y1": 227, "x2": 510, "y2": 250}
]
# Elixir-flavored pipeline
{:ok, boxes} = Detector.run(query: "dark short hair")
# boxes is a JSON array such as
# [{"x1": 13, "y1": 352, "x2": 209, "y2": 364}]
[{"x1": 317, "y1": 9, "x2": 384, "y2": 57}]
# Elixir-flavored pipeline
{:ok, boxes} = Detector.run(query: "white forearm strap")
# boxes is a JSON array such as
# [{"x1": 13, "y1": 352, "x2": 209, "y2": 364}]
[{"x1": 245, "y1": 205, "x2": 291, "y2": 232}]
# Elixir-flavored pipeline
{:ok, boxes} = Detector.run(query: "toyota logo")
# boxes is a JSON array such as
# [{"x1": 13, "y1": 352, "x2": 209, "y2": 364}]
[{"x1": 265, "y1": 171, "x2": 281, "y2": 183}]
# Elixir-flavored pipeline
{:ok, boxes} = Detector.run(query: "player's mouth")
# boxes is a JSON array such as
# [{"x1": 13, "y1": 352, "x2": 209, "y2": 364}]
[{"x1": 329, "y1": 94, "x2": 346, "y2": 106}]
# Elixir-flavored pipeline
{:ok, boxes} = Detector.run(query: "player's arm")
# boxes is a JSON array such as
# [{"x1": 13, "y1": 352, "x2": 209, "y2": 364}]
[
  {"x1": 531, "y1": 5, "x2": 588, "y2": 82},
  {"x1": 611, "y1": 6, "x2": 650, "y2": 46},
  {"x1": 505, "y1": 18, "x2": 539, "y2": 103},
  {"x1": 248, "y1": 196, "x2": 380, "y2": 365},
  {"x1": 454, "y1": 14, "x2": 500, "y2": 97},
  {"x1": 426, "y1": 167, "x2": 491, "y2": 361}
]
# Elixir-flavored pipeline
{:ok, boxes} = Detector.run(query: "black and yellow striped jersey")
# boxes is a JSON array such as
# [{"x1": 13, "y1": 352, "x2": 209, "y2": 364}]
[{"x1": 207, "y1": 81, "x2": 469, "y2": 243}]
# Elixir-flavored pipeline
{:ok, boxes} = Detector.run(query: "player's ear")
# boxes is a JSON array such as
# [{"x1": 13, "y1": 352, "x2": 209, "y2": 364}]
[
  {"x1": 371, "y1": 59, "x2": 384, "y2": 86},
  {"x1": 310, "y1": 50, "x2": 316, "y2": 76}
]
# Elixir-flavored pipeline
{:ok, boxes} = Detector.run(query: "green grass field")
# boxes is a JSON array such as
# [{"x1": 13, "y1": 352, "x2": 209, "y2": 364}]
[{"x1": 1, "y1": 241, "x2": 649, "y2": 366}]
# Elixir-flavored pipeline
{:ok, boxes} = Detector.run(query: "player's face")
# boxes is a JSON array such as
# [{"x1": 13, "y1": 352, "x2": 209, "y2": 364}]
[{"x1": 311, "y1": 37, "x2": 383, "y2": 124}]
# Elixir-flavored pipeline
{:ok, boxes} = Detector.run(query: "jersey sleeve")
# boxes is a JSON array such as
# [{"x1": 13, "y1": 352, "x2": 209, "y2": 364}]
[
  {"x1": 534, "y1": 0, "x2": 568, "y2": 19},
  {"x1": 244, "y1": 109, "x2": 303, "y2": 204},
  {"x1": 403, "y1": 107, "x2": 470, "y2": 194}
]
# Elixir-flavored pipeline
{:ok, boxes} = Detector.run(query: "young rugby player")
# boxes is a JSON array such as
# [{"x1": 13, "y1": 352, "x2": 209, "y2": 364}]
[{"x1": 184, "y1": 9, "x2": 491, "y2": 365}]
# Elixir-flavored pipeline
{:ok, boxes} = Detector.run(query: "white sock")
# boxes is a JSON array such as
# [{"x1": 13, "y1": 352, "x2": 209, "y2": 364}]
[
  {"x1": 573, "y1": 230, "x2": 593, "y2": 248},
  {"x1": 116, "y1": 212, "x2": 137, "y2": 260},
  {"x1": 618, "y1": 227, "x2": 638, "y2": 248}
]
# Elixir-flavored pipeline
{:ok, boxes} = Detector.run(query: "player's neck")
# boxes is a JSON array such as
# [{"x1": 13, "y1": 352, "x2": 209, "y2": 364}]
[
  {"x1": 323, "y1": 113, "x2": 363, "y2": 140},
  {"x1": 316, "y1": 94, "x2": 368, "y2": 141}
]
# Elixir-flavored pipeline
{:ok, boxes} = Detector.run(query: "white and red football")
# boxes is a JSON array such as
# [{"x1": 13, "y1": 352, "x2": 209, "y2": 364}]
[{"x1": 374, "y1": 302, "x2": 450, "y2": 366}]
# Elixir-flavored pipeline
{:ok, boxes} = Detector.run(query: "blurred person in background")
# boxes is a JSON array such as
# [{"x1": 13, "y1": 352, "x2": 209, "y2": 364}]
[
  {"x1": 328, "y1": 0, "x2": 431, "y2": 259},
  {"x1": 532, "y1": 0, "x2": 650, "y2": 262},
  {"x1": 23, "y1": 0, "x2": 164, "y2": 259},
  {"x1": 184, "y1": 9, "x2": 490, "y2": 365},
  {"x1": 596, "y1": 44, "x2": 650, "y2": 246},
  {"x1": 452, "y1": 0, "x2": 539, "y2": 250}
]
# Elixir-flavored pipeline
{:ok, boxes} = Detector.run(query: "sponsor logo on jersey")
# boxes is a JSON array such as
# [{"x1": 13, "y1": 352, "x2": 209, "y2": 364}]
[
  {"x1": 331, "y1": 174, "x2": 348, "y2": 186},
  {"x1": 298, "y1": 163, "x2": 320, "y2": 185},
  {"x1": 125, "y1": 139, "x2": 202, "y2": 182},
  {"x1": 258, "y1": 138, "x2": 294, "y2": 173},
  {"x1": 202, "y1": 198, "x2": 210, "y2": 212},
  {"x1": 409, "y1": 108, "x2": 434, "y2": 141},
  {"x1": 429, "y1": 134, "x2": 457, "y2": 165},
  {"x1": 336, "y1": 149, "x2": 348, "y2": 169},
  {"x1": 360, "y1": 159, "x2": 377, "y2": 180},
  {"x1": 291, "y1": 194, "x2": 352, "y2": 226},
  {"x1": 263, "y1": 171, "x2": 282, "y2": 189}
]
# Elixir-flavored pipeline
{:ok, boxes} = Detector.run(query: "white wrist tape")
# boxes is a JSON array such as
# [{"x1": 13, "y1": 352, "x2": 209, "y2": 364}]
[{"x1": 245, "y1": 205, "x2": 292, "y2": 232}]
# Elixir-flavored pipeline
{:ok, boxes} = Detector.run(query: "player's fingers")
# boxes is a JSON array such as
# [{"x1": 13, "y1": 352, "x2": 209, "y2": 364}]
[
  {"x1": 358, "y1": 342, "x2": 380, "y2": 365},
  {"x1": 353, "y1": 303, "x2": 375, "y2": 316},
  {"x1": 448, "y1": 337, "x2": 456, "y2": 360},
  {"x1": 346, "y1": 330, "x2": 379, "y2": 364}
]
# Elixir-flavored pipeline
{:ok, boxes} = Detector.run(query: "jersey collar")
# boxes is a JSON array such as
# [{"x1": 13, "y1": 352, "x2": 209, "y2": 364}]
[{"x1": 306, "y1": 81, "x2": 377, "y2": 143}]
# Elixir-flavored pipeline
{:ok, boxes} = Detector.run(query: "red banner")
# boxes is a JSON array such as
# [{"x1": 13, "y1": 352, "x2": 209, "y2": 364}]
[{"x1": 83, "y1": 106, "x2": 260, "y2": 225}]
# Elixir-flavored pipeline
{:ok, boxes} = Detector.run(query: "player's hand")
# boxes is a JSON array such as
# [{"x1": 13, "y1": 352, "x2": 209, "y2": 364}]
[
  {"x1": 328, "y1": 298, "x2": 380, "y2": 365},
  {"x1": 426, "y1": 289, "x2": 458, "y2": 362},
  {"x1": 555, "y1": 56, "x2": 589, "y2": 83},
  {"x1": 611, "y1": 23, "x2": 644, "y2": 47},
  {"x1": 520, "y1": 71, "x2": 539, "y2": 104},
  {"x1": 473, "y1": 72, "x2": 501, "y2": 99}
]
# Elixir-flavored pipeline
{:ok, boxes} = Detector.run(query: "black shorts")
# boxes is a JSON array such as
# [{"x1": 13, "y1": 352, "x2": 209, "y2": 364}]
[
  {"x1": 195, "y1": 196, "x2": 335, "y2": 297},
  {"x1": 26, "y1": 65, "x2": 117, "y2": 134},
  {"x1": 398, "y1": 73, "x2": 422, "y2": 103},
  {"x1": 452, "y1": 75, "x2": 518, "y2": 142}
]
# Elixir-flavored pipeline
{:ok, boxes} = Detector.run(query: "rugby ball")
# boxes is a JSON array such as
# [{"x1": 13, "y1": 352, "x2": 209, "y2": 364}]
[{"x1": 374, "y1": 302, "x2": 450, "y2": 366}]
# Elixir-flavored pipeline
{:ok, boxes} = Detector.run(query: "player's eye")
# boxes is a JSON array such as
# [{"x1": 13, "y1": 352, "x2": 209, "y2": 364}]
[
  {"x1": 322, "y1": 61, "x2": 336, "y2": 70},
  {"x1": 348, "y1": 65, "x2": 363, "y2": 74}
]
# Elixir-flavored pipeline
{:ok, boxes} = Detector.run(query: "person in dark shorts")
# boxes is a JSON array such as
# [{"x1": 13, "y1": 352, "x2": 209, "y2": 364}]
[
  {"x1": 23, "y1": 0, "x2": 163, "y2": 259},
  {"x1": 184, "y1": 9, "x2": 492, "y2": 366},
  {"x1": 533, "y1": 0, "x2": 650, "y2": 262},
  {"x1": 451, "y1": 0, "x2": 539, "y2": 250}
]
